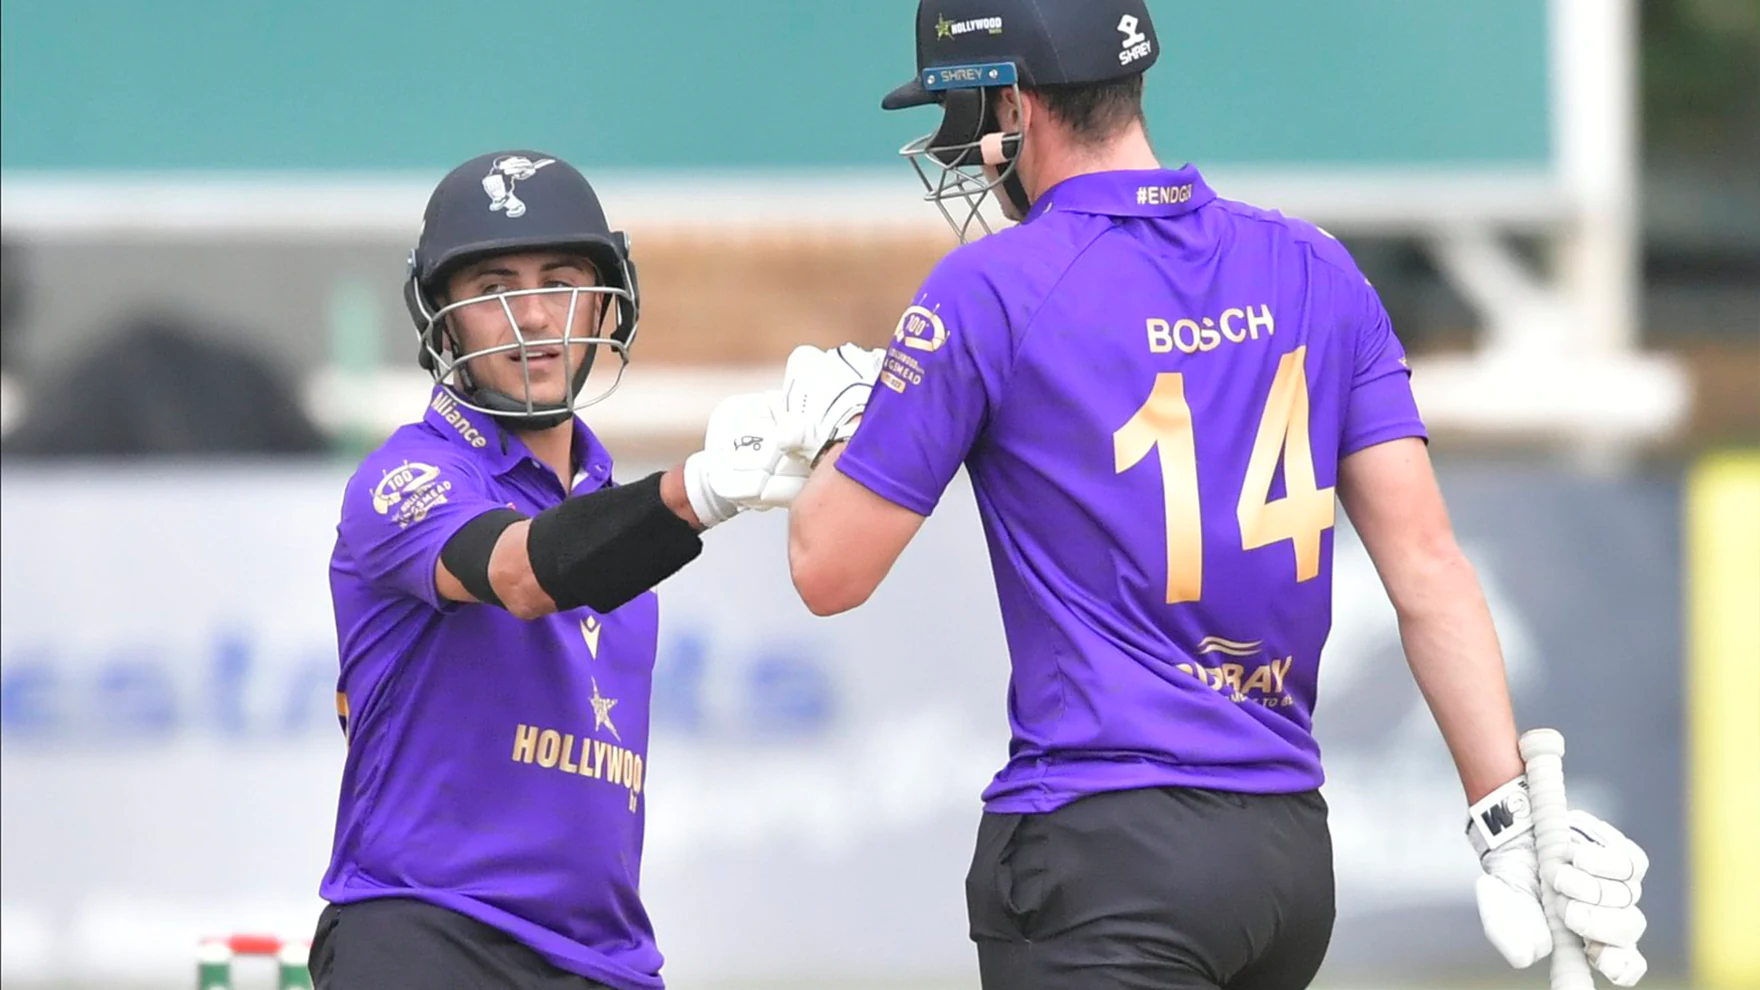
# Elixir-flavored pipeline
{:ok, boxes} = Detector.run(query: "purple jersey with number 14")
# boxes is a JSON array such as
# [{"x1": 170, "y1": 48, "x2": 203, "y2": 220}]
[{"x1": 837, "y1": 167, "x2": 1427, "y2": 813}]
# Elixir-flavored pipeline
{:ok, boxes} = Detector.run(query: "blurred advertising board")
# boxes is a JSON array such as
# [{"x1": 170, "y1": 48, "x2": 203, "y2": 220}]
[{"x1": 0, "y1": 459, "x2": 1684, "y2": 987}]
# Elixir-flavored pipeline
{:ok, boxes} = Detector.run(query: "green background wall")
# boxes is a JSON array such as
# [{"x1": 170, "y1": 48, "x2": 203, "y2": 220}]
[{"x1": 1, "y1": 0, "x2": 1550, "y2": 172}]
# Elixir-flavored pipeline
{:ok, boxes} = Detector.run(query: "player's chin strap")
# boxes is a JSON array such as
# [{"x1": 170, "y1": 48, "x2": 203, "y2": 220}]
[
  {"x1": 435, "y1": 312, "x2": 600, "y2": 433},
  {"x1": 462, "y1": 363, "x2": 594, "y2": 433}
]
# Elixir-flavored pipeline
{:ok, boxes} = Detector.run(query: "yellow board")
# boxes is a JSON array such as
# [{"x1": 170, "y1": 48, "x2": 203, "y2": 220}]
[{"x1": 1689, "y1": 451, "x2": 1760, "y2": 989}]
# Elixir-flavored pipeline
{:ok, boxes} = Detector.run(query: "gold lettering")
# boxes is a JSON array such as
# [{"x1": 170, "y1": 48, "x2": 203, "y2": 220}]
[
  {"x1": 1147, "y1": 318, "x2": 1173, "y2": 354},
  {"x1": 1271, "y1": 657, "x2": 1293, "y2": 694},
  {"x1": 1220, "y1": 664, "x2": 1244, "y2": 694},
  {"x1": 512, "y1": 724, "x2": 539, "y2": 763},
  {"x1": 593, "y1": 740, "x2": 609, "y2": 777},
  {"x1": 1220, "y1": 308, "x2": 1247, "y2": 343},
  {"x1": 1173, "y1": 319, "x2": 1202, "y2": 354},
  {"x1": 1146, "y1": 307, "x2": 1271, "y2": 355},
  {"x1": 1242, "y1": 665, "x2": 1274, "y2": 696},
  {"x1": 536, "y1": 729, "x2": 562, "y2": 768},
  {"x1": 1247, "y1": 304, "x2": 1275, "y2": 339},
  {"x1": 607, "y1": 745, "x2": 626, "y2": 785},
  {"x1": 559, "y1": 733, "x2": 580, "y2": 773}
]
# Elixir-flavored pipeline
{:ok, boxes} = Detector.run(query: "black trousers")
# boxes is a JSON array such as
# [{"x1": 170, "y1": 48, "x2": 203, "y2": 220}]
[
  {"x1": 967, "y1": 786, "x2": 1336, "y2": 990},
  {"x1": 310, "y1": 898, "x2": 614, "y2": 990}
]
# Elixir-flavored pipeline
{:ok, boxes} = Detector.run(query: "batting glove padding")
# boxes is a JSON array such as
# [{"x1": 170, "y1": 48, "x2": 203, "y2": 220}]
[
  {"x1": 683, "y1": 391, "x2": 812, "y2": 528},
  {"x1": 1469, "y1": 777, "x2": 1650, "y2": 986},
  {"x1": 779, "y1": 343, "x2": 885, "y2": 463}
]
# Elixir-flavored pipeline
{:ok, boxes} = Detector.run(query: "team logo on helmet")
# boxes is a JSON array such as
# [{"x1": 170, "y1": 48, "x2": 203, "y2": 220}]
[{"x1": 481, "y1": 155, "x2": 556, "y2": 218}]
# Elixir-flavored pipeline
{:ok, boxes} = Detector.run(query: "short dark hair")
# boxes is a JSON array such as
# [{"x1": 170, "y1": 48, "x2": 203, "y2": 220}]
[{"x1": 1026, "y1": 74, "x2": 1147, "y2": 145}]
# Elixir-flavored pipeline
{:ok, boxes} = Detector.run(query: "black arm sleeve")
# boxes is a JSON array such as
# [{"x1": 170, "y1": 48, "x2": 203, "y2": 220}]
[
  {"x1": 526, "y1": 471, "x2": 704, "y2": 613},
  {"x1": 439, "y1": 507, "x2": 527, "y2": 606}
]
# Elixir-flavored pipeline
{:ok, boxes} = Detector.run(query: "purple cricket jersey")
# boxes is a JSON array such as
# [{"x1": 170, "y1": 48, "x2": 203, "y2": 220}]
[
  {"x1": 322, "y1": 386, "x2": 664, "y2": 990},
  {"x1": 838, "y1": 167, "x2": 1427, "y2": 813}
]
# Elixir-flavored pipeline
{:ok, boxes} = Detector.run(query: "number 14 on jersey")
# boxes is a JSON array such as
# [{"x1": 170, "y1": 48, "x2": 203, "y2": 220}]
[{"x1": 1113, "y1": 346, "x2": 1336, "y2": 604}]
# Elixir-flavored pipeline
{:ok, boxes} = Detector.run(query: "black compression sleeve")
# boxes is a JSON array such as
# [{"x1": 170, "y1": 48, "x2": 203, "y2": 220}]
[
  {"x1": 439, "y1": 508, "x2": 526, "y2": 606},
  {"x1": 526, "y1": 472, "x2": 704, "y2": 613}
]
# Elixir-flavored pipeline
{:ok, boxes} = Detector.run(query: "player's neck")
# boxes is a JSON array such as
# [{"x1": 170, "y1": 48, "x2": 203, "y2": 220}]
[
  {"x1": 515, "y1": 420, "x2": 577, "y2": 491},
  {"x1": 1027, "y1": 124, "x2": 1161, "y2": 202}
]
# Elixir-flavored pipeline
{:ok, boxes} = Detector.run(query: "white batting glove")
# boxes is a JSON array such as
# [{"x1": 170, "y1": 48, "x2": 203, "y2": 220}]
[
  {"x1": 681, "y1": 391, "x2": 812, "y2": 528},
  {"x1": 778, "y1": 343, "x2": 885, "y2": 464},
  {"x1": 1467, "y1": 777, "x2": 1650, "y2": 986}
]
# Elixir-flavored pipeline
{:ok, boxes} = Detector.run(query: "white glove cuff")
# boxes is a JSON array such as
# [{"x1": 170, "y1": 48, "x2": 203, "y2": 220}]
[
  {"x1": 682, "y1": 451, "x2": 737, "y2": 530},
  {"x1": 1466, "y1": 775, "x2": 1535, "y2": 858}
]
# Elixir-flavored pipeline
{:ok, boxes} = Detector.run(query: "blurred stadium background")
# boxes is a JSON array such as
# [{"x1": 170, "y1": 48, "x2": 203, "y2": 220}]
[{"x1": 1, "y1": 1, "x2": 1755, "y2": 988}]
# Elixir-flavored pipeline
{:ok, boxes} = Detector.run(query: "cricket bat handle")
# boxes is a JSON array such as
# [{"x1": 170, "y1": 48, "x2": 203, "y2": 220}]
[{"x1": 1519, "y1": 728, "x2": 1594, "y2": 989}]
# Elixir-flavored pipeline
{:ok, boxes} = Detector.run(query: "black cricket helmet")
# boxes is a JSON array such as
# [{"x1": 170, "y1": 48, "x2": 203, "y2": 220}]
[
  {"x1": 404, "y1": 150, "x2": 641, "y2": 429},
  {"x1": 881, "y1": 0, "x2": 1159, "y2": 242}
]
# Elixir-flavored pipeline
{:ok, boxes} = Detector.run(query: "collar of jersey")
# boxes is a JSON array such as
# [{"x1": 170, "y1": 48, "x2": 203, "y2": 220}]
[
  {"x1": 422, "y1": 385, "x2": 614, "y2": 484},
  {"x1": 1024, "y1": 166, "x2": 1216, "y2": 224}
]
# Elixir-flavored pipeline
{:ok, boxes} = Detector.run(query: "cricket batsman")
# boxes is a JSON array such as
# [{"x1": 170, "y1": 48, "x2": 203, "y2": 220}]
[
  {"x1": 311, "y1": 150, "x2": 805, "y2": 989},
  {"x1": 776, "y1": 3, "x2": 1653, "y2": 988}
]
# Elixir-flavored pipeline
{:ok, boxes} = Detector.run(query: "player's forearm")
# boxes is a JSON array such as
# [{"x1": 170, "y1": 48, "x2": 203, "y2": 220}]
[
  {"x1": 435, "y1": 518, "x2": 567, "y2": 619},
  {"x1": 1390, "y1": 547, "x2": 1524, "y2": 804},
  {"x1": 788, "y1": 442, "x2": 865, "y2": 615},
  {"x1": 438, "y1": 475, "x2": 704, "y2": 618},
  {"x1": 485, "y1": 520, "x2": 559, "y2": 619}
]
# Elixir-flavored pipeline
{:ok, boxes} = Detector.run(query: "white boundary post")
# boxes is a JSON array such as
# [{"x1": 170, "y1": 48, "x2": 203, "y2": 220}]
[{"x1": 1552, "y1": 0, "x2": 1641, "y2": 357}]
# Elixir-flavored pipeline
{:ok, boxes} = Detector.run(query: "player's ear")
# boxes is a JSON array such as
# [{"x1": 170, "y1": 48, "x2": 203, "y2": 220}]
[{"x1": 997, "y1": 87, "x2": 1025, "y2": 133}]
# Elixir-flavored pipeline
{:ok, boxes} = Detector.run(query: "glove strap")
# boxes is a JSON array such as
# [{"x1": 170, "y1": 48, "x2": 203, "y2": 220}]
[
  {"x1": 1465, "y1": 775, "x2": 1535, "y2": 858},
  {"x1": 812, "y1": 412, "x2": 863, "y2": 468}
]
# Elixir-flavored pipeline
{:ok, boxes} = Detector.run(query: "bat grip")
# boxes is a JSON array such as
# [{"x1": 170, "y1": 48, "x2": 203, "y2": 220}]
[{"x1": 1520, "y1": 728, "x2": 1594, "y2": 990}]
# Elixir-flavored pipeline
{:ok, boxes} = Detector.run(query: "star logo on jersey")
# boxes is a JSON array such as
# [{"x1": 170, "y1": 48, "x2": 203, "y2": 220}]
[
  {"x1": 579, "y1": 616, "x2": 601, "y2": 660},
  {"x1": 590, "y1": 677, "x2": 621, "y2": 741}
]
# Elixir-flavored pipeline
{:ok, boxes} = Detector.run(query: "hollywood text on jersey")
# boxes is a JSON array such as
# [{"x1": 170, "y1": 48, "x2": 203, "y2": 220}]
[{"x1": 510, "y1": 723, "x2": 646, "y2": 813}]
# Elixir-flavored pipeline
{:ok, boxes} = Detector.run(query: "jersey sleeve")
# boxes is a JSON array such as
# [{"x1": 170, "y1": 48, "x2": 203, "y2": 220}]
[
  {"x1": 1341, "y1": 278, "x2": 1428, "y2": 455},
  {"x1": 335, "y1": 443, "x2": 511, "y2": 609},
  {"x1": 836, "y1": 252, "x2": 1012, "y2": 515}
]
